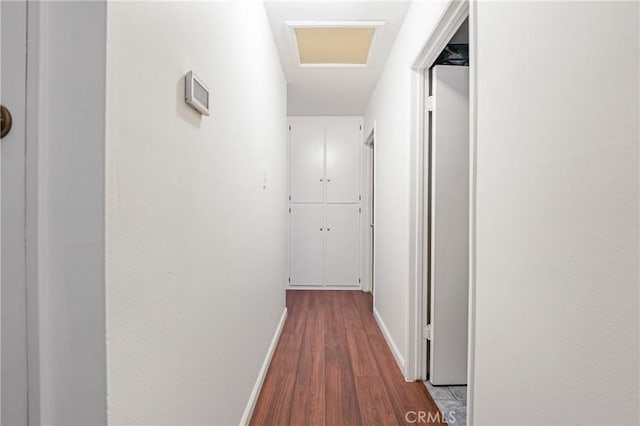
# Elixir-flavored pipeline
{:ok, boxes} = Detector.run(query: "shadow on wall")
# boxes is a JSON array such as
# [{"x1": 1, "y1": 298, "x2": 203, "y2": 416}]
[{"x1": 176, "y1": 76, "x2": 202, "y2": 128}]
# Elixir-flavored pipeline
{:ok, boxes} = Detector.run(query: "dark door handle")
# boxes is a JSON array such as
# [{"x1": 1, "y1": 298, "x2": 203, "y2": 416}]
[{"x1": 0, "y1": 105, "x2": 12, "y2": 139}]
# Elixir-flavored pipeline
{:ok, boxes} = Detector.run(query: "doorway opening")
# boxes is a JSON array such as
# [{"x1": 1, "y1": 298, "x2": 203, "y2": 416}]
[
  {"x1": 411, "y1": 2, "x2": 471, "y2": 425},
  {"x1": 363, "y1": 126, "x2": 375, "y2": 298}
]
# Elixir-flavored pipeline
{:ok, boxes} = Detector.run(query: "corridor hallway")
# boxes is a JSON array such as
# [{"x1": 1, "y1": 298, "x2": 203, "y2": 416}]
[{"x1": 250, "y1": 291, "x2": 444, "y2": 425}]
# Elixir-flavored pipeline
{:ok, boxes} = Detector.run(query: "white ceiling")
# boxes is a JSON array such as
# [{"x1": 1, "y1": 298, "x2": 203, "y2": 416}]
[{"x1": 264, "y1": 1, "x2": 411, "y2": 116}]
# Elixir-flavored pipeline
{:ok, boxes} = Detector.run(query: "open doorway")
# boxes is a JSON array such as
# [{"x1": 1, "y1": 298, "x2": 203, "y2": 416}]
[
  {"x1": 417, "y1": 9, "x2": 470, "y2": 426},
  {"x1": 363, "y1": 127, "x2": 375, "y2": 297}
]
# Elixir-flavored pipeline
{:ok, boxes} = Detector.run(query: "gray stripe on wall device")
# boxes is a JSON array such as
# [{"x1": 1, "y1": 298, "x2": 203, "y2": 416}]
[{"x1": 185, "y1": 70, "x2": 211, "y2": 116}]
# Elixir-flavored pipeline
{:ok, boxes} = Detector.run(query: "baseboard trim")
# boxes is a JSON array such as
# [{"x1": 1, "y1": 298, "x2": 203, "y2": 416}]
[
  {"x1": 373, "y1": 307, "x2": 406, "y2": 375},
  {"x1": 286, "y1": 286, "x2": 361, "y2": 291},
  {"x1": 239, "y1": 307, "x2": 288, "y2": 426}
]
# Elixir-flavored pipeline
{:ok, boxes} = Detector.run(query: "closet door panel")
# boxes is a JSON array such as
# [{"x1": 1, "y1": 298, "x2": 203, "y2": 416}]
[
  {"x1": 325, "y1": 205, "x2": 360, "y2": 286},
  {"x1": 326, "y1": 120, "x2": 360, "y2": 203},
  {"x1": 289, "y1": 205, "x2": 324, "y2": 286},
  {"x1": 429, "y1": 65, "x2": 470, "y2": 385},
  {"x1": 290, "y1": 121, "x2": 324, "y2": 203}
]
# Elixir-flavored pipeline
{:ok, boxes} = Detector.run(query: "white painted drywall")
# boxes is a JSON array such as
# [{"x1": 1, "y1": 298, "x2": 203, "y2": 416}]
[
  {"x1": 36, "y1": 1, "x2": 108, "y2": 424},
  {"x1": 470, "y1": 1, "x2": 639, "y2": 424},
  {"x1": 105, "y1": 2, "x2": 288, "y2": 424},
  {"x1": 449, "y1": 17, "x2": 468, "y2": 44},
  {"x1": 363, "y1": 0, "x2": 447, "y2": 374}
]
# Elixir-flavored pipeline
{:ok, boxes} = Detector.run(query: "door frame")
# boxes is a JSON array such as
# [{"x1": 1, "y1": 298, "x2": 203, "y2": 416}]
[
  {"x1": 361, "y1": 124, "x2": 375, "y2": 296},
  {"x1": 404, "y1": 0, "x2": 470, "y2": 392}
]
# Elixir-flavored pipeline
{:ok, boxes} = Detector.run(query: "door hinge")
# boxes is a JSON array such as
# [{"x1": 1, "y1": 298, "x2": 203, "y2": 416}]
[
  {"x1": 289, "y1": 195, "x2": 291, "y2": 201},
  {"x1": 359, "y1": 195, "x2": 362, "y2": 201},
  {"x1": 288, "y1": 277, "x2": 291, "y2": 283},
  {"x1": 426, "y1": 96, "x2": 434, "y2": 112},
  {"x1": 289, "y1": 125, "x2": 291, "y2": 131},
  {"x1": 359, "y1": 207, "x2": 362, "y2": 213},
  {"x1": 358, "y1": 278, "x2": 361, "y2": 283},
  {"x1": 289, "y1": 207, "x2": 291, "y2": 213},
  {"x1": 359, "y1": 125, "x2": 362, "y2": 131},
  {"x1": 423, "y1": 324, "x2": 432, "y2": 340}
]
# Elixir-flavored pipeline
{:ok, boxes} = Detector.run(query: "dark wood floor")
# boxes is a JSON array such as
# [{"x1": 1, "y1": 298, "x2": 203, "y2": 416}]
[{"x1": 250, "y1": 290, "x2": 445, "y2": 426}]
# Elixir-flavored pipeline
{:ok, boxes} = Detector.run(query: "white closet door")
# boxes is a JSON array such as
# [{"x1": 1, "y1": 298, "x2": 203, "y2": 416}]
[
  {"x1": 326, "y1": 119, "x2": 360, "y2": 203},
  {"x1": 289, "y1": 205, "x2": 324, "y2": 286},
  {"x1": 429, "y1": 65, "x2": 469, "y2": 385},
  {"x1": 325, "y1": 205, "x2": 360, "y2": 286},
  {"x1": 290, "y1": 120, "x2": 324, "y2": 203}
]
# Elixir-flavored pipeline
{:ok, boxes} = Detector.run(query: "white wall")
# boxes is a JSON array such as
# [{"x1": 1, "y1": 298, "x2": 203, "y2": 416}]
[
  {"x1": 364, "y1": 0, "x2": 446, "y2": 373},
  {"x1": 449, "y1": 17, "x2": 468, "y2": 44},
  {"x1": 36, "y1": 2, "x2": 108, "y2": 424},
  {"x1": 470, "y1": 1, "x2": 639, "y2": 424},
  {"x1": 105, "y1": 2, "x2": 288, "y2": 425}
]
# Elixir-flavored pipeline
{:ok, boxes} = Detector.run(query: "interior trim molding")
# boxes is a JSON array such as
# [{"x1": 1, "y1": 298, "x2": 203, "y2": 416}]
[
  {"x1": 373, "y1": 307, "x2": 405, "y2": 375},
  {"x1": 286, "y1": 286, "x2": 362, "y2": 291},
  {"x1": 239, "y1": 307, "x2": 288, "y2": 426},
  {"x1": 405, "y1": 0, "x2": 469, "y2": 385},
  {"x1": 412, "y1": 0, "x2": 469, "y2": 71}
]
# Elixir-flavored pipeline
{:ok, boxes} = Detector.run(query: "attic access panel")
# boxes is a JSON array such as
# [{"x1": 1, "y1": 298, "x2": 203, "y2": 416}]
[
  {"x1": 295, "y1": 27, "x2": 374, "y2": 64},
  {"x1": 287, "y1": 21, "x2": 385, "y2": 67}
]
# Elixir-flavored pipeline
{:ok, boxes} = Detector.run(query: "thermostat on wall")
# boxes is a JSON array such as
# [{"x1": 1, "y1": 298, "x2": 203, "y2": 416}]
[{"x1": 185, "y1": 71, "x2": 211, "y2": 116}]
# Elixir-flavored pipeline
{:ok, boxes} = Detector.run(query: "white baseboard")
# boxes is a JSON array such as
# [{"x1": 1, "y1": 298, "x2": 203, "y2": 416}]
[
  {"x1": 373, "y1": 307, "x2": 406, "y2": 375},
  {"x1": 239, "y1": 307, "x2": 288, "y2": 426},
  {"x1": 286, "y1": 285, "x2": 361, "y2": 291}
]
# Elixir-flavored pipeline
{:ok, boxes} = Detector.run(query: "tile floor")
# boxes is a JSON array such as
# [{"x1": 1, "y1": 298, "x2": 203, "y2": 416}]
[{"x1": 423, "y1": 382, "x2": 467, "y2": 426}]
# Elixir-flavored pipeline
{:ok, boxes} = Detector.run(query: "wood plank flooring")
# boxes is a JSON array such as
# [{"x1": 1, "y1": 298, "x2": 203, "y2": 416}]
[{"x1": 250, "y1": 290, "x2": 445, "y2": 426}]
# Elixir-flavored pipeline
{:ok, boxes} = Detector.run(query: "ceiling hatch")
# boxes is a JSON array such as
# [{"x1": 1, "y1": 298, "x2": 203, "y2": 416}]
[{"x1": 287, "y1": 21, "x2": 385, "y2": 67}]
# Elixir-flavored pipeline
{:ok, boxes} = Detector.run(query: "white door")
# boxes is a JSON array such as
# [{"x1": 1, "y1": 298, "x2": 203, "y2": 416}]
[
  {"x1": 325, "y1": 205, "x2": 360, "y2": 286},
  {"x1": 429, "y1": 65, "x2": 469, "y2": 385},
  {"x1": 289, "y1": 120, "x2": 324, "y2": 203},
  {"x1": 1, "y1": 0, "x2": 29, "y2": 423},
  {"x1": 326, "y1": 119, "x2": 360, "y2": 203},
  {"x1": 289, "y1": 205, "x2": 324, "y2": 286}
]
